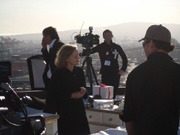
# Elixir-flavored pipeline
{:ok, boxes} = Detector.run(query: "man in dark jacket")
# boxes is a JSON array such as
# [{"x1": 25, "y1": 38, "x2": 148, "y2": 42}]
[
  {"x1": 41, "y1": 26, "x2": 64, "y2": 92},
  {"x1": 41, "y1": 26, "x2": 64, "y2": 112},
  {"x1": 121, "y1": 24, "x2": 180, "y2": 135},
  {"x1": 91, "y1": 29, "x2": 127, "y2": 99},
  {"x1": 23, "y1": 27, "x2": 64, "y2": 111}
]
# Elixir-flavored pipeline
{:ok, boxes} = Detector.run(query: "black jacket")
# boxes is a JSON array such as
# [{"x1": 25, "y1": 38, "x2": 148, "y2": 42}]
[
  {"x1": 91, "y1": 41, "x2": 127, "y2": 74},
  {"x1": 41, "y1": 40, "x2": 64, "y2": 91},
  {"x1": 121, "y1": 52, "x2": 180, "y2": 135},
  {"x1": 45, "y1": 66, "x2": 90, "y2": 135}
]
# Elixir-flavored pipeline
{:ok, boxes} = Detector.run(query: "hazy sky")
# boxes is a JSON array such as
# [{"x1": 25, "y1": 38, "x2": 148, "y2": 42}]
[{"x1": 0, "y1": 0, "x2": 180, "y2": 35}]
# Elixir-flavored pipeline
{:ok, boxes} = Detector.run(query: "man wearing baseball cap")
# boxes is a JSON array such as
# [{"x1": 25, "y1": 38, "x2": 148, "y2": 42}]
[{"x1": 120, "y1": 24, "x2": 180, "y2": 135}]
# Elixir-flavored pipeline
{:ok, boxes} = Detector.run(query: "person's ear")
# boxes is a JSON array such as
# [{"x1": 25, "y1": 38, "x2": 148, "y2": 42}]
[{"x1": 149, "y1": 40, "x2": 155, "y2": 49}]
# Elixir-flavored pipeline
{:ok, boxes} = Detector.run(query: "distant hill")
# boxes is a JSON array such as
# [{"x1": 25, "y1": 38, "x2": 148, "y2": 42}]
[{"x1": 8, "y1": 22, "x2": 180, "y2": 43}]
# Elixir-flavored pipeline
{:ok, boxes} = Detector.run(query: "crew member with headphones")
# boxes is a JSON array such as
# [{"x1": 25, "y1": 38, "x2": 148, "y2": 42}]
[{"x1": 91, "y1": 29, "x2": 128, "y2": 99}]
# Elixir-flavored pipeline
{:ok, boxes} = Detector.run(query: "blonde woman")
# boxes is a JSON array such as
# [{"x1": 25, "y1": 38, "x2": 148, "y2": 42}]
[{"x1": 45, "y1": 44, "x2": 90, "y2": 135}]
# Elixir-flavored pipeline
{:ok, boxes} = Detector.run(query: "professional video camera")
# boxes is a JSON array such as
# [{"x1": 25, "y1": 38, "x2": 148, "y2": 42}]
[
  {"x1": 75, "y1": 26, "x2": 100, "y2": 49},
  {"x1": 0, "y1": 61, "x2": 45, "y2": 135},
  {"x1": 75, "y1": 27, "x2": 99, "y2": 88}
]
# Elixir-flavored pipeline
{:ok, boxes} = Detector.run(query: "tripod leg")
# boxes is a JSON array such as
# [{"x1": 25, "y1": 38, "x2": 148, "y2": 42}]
[
  {"x1": 88, "y1": 64, "x2": 93, "y2": 90},
  {"x1": 89, "y1": 62, "x2": 99, "y2": 85},
  {"x1": 82, "y1": 58, "x2": 87, "y2": 69},
  {"x1": 82, "y1": 57, "x2": 93, "y2": 86},
  {"x1": 82, "y1": 56, "x2": 99, "y2": 93}
]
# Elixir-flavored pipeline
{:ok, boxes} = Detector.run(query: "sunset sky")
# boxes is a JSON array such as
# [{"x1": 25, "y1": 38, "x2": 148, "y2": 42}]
[{"x1": 0, "y1": 0, "x2": 180, "y2": 35}]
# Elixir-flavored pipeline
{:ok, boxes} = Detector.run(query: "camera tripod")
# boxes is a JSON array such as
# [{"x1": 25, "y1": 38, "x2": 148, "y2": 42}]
[{"x1": 82, "y1": 55, "x2": 99, "y2": 91}]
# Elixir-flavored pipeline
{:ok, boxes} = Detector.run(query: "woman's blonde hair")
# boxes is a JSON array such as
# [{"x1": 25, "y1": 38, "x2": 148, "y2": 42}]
[{"x1": 55, "y1": 44, "x2": 77, "y2": 68}]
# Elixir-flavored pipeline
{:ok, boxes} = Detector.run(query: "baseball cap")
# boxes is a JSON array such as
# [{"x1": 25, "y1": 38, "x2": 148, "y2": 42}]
[{"x1": 139, "y1": 24, "x2": 171, "y2": 43}]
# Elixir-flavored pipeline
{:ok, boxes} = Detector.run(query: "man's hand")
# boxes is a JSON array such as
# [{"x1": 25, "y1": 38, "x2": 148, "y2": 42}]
[
  {"x1": 41, "y1": 38, "x2": 47, "y2": 49},
  {"x1": 118, "y1": 69, "x2": 125, "y2": 75}
]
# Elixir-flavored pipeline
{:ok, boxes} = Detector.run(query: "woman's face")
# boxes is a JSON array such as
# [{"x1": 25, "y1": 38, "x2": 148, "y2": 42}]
[{"x1": 66, "y1": 49, "x2": 80, "y2": 66}]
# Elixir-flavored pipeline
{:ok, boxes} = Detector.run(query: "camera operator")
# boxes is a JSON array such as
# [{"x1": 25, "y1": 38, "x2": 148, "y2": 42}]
[{"x1": 90, "y1": 29, "x2": 128, "y2": 99}]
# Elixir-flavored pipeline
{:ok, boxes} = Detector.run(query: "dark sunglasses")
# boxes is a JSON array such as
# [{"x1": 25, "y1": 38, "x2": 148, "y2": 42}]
[{"x1": 142, "y1": 40, "x2": 150, "y2": 47}]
